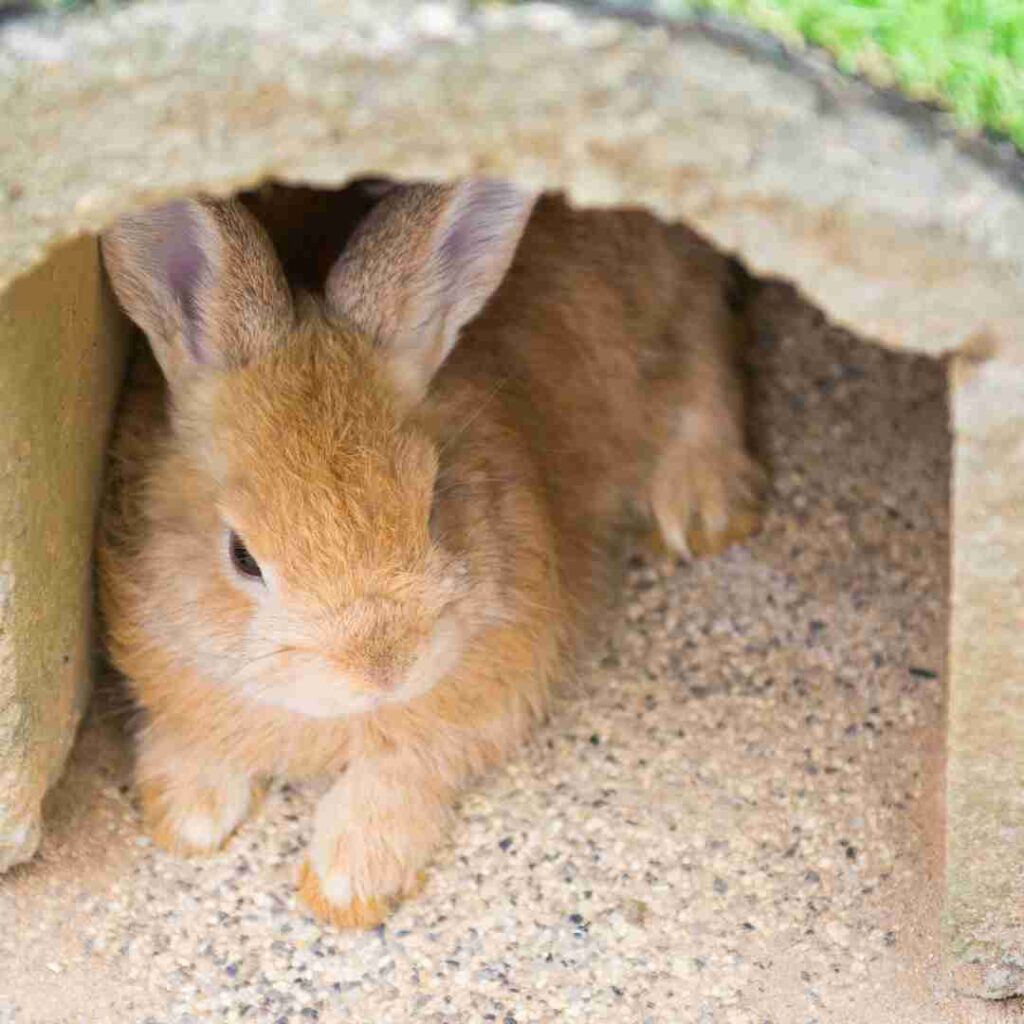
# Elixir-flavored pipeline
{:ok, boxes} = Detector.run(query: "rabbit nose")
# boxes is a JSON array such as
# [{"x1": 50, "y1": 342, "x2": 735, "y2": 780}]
[
  {"x1": 328, "y1": 597, "x2": 425, "y2": 692},
  {"x1": 360, "y1": 662, "x2": 400, "y2": 693},
  {"x1": 330, "y1": 649, "x2": 408, "y2": 693},
  {"x1": 327, "y1": 643, "x2": 407, "y2": 692}
]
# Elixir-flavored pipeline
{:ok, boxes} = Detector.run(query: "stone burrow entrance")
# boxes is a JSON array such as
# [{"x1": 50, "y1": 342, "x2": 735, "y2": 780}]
[{"x1": 1, "y1": 0, "x2": 1022, "y2": 1008}]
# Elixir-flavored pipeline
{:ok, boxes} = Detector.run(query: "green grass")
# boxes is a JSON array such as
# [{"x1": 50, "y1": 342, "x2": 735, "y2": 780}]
[{"x1": 683, "y1": 0, "x2": 1024, "y2": 147}]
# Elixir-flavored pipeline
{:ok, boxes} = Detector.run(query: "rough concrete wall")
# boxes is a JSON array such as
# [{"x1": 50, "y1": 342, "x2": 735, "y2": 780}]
[
  {"x1": 0, "y1": 0, "x2": 1022, "y2": 998},
  {"x1": 0, "y1": 238, "x2": 128, "y2": 871},
  {"x1": 0, "y1": 0, "x2": 1021, "y2": 362},
  {"x1": 947, "y1": 353, "x2": 1024, "y2": 998}
]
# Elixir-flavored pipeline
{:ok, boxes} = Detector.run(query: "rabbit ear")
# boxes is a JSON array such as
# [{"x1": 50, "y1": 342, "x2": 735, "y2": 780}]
[
  {"x1": 325, "y1": 179, "x2": 537, "y2": 404},
  {"x1": 101, "y1": 198, "x2": 293, "y2": 387}
]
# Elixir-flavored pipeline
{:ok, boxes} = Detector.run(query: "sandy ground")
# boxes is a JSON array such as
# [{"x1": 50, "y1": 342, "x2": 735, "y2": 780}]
[{"x1": 2, "y1": 283, "x2": 1019, "y2": 1024}]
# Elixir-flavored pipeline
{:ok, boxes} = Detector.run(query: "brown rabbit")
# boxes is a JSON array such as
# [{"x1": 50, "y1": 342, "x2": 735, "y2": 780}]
[{"x1": 98, "y1": 180, "x2": 763, "y2": 928}]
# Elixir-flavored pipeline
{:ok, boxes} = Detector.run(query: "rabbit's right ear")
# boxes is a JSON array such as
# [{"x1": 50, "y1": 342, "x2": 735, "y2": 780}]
[{"x1": 101, "y1": 198, "x2": 293, "y2": 388}]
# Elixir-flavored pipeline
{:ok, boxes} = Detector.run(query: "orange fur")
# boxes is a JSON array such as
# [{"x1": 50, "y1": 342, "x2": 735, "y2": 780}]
[
  {"x1": 296, "y1": 861, "x2": 426, "y2": 930},
  {"x1": 98, "y1": 183, "x2": 763, "y2": 928}
]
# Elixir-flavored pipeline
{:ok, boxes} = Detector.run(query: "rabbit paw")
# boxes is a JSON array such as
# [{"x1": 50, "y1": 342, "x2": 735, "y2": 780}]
[
  {"x1": 298, "y1": 770, "x2": 441, "y2": 929},
  {"x1": 297, "y1": 860, "x2": 425, "y2": 930},
  {"x1": 138, "y1": 770, "x2": 263, "y2": 857},
  {"x1": 651, "y1": 430, "x2": 765, "y2": 559}
]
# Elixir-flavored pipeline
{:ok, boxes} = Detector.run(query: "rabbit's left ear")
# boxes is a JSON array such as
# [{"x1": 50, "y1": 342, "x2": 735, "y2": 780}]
[{"x1": 325, "y1": 179, "x2": 537, "y2": 405}]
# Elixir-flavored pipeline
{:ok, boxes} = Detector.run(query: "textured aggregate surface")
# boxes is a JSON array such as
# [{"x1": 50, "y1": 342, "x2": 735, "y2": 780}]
[{"x1": 1, "y1": 285, "x2": 1012, "y2": 1023}]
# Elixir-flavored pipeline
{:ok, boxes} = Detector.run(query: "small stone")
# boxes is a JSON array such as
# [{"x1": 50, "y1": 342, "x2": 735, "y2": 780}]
[{"x1": 623, "y1": 899, "x2": 649, "y2": 927}]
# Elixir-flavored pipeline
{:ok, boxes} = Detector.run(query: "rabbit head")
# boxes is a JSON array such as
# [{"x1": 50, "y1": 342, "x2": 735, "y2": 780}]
[{"x1": 101, "y1": 181, "x2": 536, "y2": 718}]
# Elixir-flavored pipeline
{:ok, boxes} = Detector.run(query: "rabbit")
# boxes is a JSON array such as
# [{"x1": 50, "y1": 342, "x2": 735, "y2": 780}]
[{"x1": 97, "y1": 179, "x2": 764, "y2": 929}]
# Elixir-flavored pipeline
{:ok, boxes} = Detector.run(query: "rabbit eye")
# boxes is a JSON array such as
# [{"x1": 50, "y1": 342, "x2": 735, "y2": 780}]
[{"x1": 229, "y1": 531, "x2": 263, "y2": 581}]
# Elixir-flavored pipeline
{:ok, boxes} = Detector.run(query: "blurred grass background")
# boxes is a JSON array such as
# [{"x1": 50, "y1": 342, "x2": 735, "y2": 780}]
[
  {"x1": 21, "y1": 0, "x2": 1024, "y2": 149},
  {"x1": 687, "y1": 0, "x2": 1024, "y2": 147},
  {"x1": 563, "y1": 0, "x2": 1024, "y2": 148}
]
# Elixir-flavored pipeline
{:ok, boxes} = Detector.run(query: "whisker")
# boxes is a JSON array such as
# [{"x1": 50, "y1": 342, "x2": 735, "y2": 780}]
[
  {"x1": 432, "y1": 474, "x2": 518, "y2": 500},
  {"x1": 221, "y1": 646, "x2": 294, "y2": 684},
  {"x1": 437, "y1": 374, "x2": 513, "y2": 457}
]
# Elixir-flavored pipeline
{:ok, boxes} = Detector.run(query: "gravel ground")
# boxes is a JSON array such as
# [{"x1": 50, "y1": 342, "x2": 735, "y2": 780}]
[{"x1": 2, "y1": 283, "x2": 1013, "y2": 1023}]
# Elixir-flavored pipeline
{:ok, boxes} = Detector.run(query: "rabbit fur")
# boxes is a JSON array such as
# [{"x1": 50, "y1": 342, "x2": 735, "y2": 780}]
[{"x1": 98, "y1": 180, "x2": 763, "y2": 927}]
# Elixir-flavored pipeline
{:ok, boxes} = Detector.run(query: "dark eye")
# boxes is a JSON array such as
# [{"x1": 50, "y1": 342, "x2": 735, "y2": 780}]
[{"x1": 229, "y1": 531, "x2": 263, "y2": 581}]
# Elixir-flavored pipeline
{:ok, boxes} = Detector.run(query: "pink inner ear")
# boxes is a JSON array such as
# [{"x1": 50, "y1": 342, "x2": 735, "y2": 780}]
[
  {"x1": 430, "y1": 181, "x2": 536, "y2": 325},
  {"x1": 436, "y1": 204, "x2": 476, "y2": 276},
  {"x1": 436, "y1": 182, "x2": 513, "y2": 285},
  {"x1": 155, "y1": 201, "x2": 210, "y2": 364}
]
